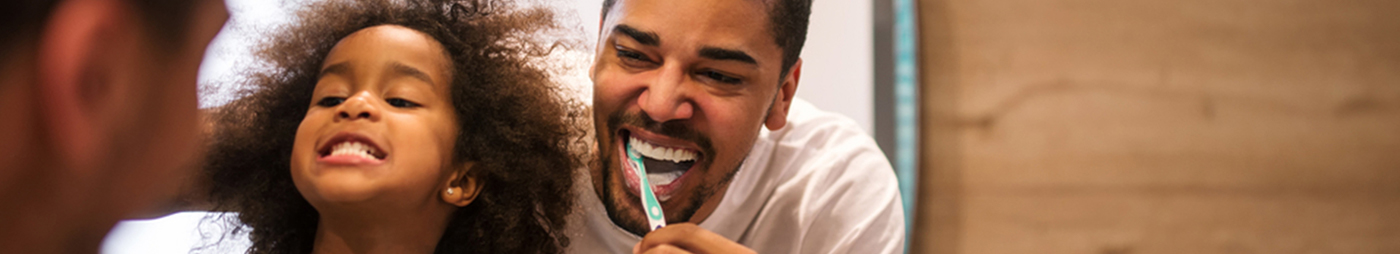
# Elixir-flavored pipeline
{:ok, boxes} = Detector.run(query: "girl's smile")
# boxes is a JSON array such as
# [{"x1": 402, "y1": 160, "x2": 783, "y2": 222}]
[
  {"x1": 289, "y1": 25, "x2": 461, "y2": 207},
  {"x1": 316, "y1": 131, "x2": 388, "y2": 166}
]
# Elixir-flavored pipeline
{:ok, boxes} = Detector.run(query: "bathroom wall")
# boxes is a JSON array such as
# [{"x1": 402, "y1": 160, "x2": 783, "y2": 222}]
[{"x1": 913, "y1": 0, "x2": 1400, "y2": 253}]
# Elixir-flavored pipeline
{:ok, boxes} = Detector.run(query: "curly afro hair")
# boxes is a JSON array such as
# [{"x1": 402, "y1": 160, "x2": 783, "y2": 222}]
[{"x1": 201, "y1": 0, "x2": 586, "y2": 253}]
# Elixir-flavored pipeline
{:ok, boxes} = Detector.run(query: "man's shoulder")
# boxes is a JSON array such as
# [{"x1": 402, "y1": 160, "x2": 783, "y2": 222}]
[
  {"x1": 734, "y1": 98, "x2": 906, "y2": 253},
  {"x1": 766, "y1": 98, "x2": 870, "y2": 146},
  {"x1": 758, "y1": 98, "x2": 891, "y2": 179},
  {"x1": 750, "y1": 98, "x2": 899, "y2": 210}
]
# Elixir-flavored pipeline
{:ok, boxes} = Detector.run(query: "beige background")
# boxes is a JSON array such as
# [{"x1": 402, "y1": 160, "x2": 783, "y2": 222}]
[{"x1": 911, "y1": 0, "x2": 1400, "y2": 253}]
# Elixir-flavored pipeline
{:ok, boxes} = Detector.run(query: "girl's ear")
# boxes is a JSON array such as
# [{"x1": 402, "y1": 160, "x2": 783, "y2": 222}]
[{"x1": 441, "y1": 162, "x2": 483, "y2": 207}]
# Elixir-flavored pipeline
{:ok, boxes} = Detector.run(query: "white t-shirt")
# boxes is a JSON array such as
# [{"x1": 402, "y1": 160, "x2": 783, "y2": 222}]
[{"x1": 565, "y1": 98, "x2": 906, "y2": 253}]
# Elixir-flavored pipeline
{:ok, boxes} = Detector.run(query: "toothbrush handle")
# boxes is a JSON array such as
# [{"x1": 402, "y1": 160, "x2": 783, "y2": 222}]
[{"x1": 630, "y1": 151, "x2": 668, "y2": 231}]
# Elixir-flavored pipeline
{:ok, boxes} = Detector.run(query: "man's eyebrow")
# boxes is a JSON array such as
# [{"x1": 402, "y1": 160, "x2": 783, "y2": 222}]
[
  {"x1": 319, "y1": 62, "x2": 351, "y2": 78},
  {"x1": 389, "y1": 61, "x2": 435, "y2": 86},
  {"x1": 614, "y1": 24, "x2": 659, "y2": 46},
  {"x1": 698, "y1": 47, "x2": 757, "y2": 65}
]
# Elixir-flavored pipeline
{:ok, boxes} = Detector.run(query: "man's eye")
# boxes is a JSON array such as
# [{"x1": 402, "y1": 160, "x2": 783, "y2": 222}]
[
  {"x1": 699, "y1": 70, "x2": 742, "y2": 84},
  {"x1": 386, "y1": 98, "x2": 420, "y2": 108},
  {"x1": 317, "y1": 97, "x2": 345, "y2": 107},
  {"x1": 617, "y1": 50, "x2": 647, "y2": 61},
  {"x1": 614, "y1": 47, "x2": 655, "y2": 67}
]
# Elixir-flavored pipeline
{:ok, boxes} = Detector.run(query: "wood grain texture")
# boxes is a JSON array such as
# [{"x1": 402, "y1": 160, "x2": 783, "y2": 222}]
[{"x1": 912, "y1": 0, "x2": 1400, "y2": 253}]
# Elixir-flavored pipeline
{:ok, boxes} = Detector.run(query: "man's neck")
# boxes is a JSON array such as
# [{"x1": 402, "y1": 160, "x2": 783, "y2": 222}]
[{"x1": 311, "y1": 203, "x2": 454, "y2": 254}]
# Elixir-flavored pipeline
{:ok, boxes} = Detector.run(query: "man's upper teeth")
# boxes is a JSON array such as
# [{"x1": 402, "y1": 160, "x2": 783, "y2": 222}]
[
  {"x1": 330, "y1": 141, "x2": 377, "y2": 159},
  {"x1": 630, "y1": 136, "x2": 697, "y2": 163}
]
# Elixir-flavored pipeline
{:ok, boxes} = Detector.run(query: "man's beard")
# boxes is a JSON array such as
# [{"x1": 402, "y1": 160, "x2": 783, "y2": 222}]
[
  {"x1": 594, "y1": 110, "x2": 737, "y2": 236},
  {"x1": 596, "y1": 155, "x2": 724, "y2": 236}
]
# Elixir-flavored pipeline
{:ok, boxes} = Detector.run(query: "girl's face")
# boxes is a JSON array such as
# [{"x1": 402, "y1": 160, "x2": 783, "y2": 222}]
[{"x1": 290, "y1": 25, "x2": 463, "y2": 212}]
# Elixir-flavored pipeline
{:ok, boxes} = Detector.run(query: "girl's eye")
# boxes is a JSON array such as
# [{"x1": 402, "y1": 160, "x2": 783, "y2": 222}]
[
  {"x1": 317, "y1": 97, "x2": 345, "y2": 107},
  {"x1": 699, "y1": 70, "x2": 742, "y2": 84},
  {"x1": 386, "y1": 98, "x2": 421, "y2": 108}
]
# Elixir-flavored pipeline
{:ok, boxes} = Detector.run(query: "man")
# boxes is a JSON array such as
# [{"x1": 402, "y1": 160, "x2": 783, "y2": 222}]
[
  {"x1": 570, "y1": 0, "x2": 905, "y2": 253},
  {"x1": 0, "y1": 0, "x2": 227, "y2": 252}
]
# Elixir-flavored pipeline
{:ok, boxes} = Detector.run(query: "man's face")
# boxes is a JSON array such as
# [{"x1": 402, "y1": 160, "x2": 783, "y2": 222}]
[{"x1": 590, "y1": 0, "x2": 791, "y2": 235}]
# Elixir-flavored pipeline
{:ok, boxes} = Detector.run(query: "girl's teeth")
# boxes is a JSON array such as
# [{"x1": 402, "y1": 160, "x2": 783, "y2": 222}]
[{"x1": 330, "y1": 141, "x2": 378, "y2": 159}]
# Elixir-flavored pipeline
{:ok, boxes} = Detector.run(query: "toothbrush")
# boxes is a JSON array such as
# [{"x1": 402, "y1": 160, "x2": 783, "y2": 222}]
[{"x1": 627, "y1": 141, "x2": 667, "y2": 231}]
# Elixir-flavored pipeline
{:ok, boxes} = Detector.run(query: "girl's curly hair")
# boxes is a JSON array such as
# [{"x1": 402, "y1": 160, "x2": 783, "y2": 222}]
[{"x1": 202, "y1": 0, "x2": 585, "y2": 253}]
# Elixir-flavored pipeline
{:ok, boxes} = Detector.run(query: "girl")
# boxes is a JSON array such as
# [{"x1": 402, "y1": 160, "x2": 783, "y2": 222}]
[{"x1": 202, "y1": 0, "x2": 583, "y2": 253}]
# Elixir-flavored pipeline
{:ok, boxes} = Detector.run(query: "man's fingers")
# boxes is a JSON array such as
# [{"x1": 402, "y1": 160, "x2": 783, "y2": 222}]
[
  {"x1": 638, "y1": 224, "x2": 717, "y2": 251},
  {"x1": 636, "y1": 223, "x2": 754, "y2": 254},
  {"x1": 638, "y1": 244, "x2": 692, "y2": 254}
]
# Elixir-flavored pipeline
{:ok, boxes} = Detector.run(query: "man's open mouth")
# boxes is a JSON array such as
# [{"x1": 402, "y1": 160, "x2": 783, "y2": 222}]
[{"x1": 619, "y1": 129, "x2": 702, "y2": 201}]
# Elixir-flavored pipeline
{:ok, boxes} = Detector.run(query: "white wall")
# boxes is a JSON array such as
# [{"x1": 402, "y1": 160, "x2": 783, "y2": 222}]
[{"x1": 796, "y1": 0, "x2": 874, "y2": 133}]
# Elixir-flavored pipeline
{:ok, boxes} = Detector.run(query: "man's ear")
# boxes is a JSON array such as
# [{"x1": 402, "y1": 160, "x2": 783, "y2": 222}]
[
  {"x1": 764, "y1": 59, "x2": 802, "y2": 130},
  {"x1": 36, "y1": 0, "x2": 129, "y2": 169},
  {"x1": 441, "y1": 162, "x2": 484, "y2": 207}
]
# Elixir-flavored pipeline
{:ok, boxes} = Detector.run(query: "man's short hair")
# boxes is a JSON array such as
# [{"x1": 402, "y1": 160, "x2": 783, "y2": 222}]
[{"x1": 600, "y1": 0, "x2": 812, "y2": 78}]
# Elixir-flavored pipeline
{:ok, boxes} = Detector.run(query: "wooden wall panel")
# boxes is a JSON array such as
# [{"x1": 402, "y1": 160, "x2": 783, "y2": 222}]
[{"x1": 912, "y1": 0, "x2": 1400, "y2": 253}]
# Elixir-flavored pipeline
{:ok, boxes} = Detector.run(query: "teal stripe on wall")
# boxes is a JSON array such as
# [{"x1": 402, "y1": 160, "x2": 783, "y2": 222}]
[{"x1": 892, "y1": 0, "x2": 919, "y2": 251}]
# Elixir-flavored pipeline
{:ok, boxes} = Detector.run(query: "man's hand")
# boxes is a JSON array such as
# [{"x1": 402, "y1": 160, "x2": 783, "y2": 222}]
[{"x1": 633, "y1": 223, "x2": 756, "y2": 254}]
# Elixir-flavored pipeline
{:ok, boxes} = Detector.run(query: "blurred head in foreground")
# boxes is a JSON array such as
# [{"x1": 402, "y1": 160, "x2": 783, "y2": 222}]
[{"x1": 0, "y1": 0, "x2": 227, "y2": 252}]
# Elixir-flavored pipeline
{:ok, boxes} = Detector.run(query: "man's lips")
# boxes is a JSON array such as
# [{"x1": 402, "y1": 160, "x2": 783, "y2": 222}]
[
  {"x1": 617, "y1": 128, "x2": 702, "y2": 201},
  {"x1": 622, "y1": 127, "x2": 703, "y2": 152},
  {"x1": 316, "y1": 132, "x2": 388, "y2": 166}
]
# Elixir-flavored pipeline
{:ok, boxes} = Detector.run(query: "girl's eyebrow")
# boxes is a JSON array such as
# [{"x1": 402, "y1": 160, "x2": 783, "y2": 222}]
[
  {"x1": 319, "y1": 62, "x2": 352, "y2": 79},
  {"x1": 318, "y1": 61, "x2": 435, "y2": 87},
  {"x1": 389, "y1": 61, "x2": 435, "y2": 86}
]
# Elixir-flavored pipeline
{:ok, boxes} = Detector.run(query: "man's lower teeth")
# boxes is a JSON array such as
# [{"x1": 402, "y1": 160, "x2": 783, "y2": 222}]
[{"x1": 647, "y1": 171, "x2": 684, "y2": 185}]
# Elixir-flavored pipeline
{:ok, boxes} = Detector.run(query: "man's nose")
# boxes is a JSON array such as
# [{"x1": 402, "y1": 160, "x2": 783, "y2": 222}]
[
  {"x1": 637, "y1": 65, "x2": 694, "y2": 122},
  {"x1": 337, "y1": 91, "x2": 381, "y2": 121}
]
